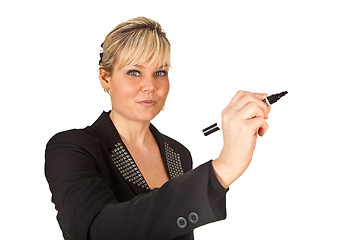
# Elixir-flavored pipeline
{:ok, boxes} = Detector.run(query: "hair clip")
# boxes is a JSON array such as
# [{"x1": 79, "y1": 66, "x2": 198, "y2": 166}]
[{"x1": 99, "y1": 42, "x2": 104, "y2": 65}]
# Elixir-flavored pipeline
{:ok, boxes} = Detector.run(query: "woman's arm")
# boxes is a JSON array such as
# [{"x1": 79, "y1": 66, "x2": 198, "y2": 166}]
[
  {"x1": 45, "y1": 132, "x2": 227, "y2": 240},
  {"x1": 89, "y1": 161, "x2": 226, "y2": 240}
]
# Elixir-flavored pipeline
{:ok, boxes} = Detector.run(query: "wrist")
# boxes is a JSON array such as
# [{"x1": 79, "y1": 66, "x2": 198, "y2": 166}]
[{"x1": 212, "y1": 158, "x2": 241, "y2": 189}]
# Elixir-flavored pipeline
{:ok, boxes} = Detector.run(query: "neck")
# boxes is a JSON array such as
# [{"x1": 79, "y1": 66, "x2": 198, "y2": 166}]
[{"x1": 109, "y1": 111, "x2": 152, "y2": 148}]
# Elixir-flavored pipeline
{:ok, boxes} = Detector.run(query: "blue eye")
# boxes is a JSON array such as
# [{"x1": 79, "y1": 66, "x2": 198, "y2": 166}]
[
  {"x1": 127, "y1": 70, "x2": 141, "y2": 76},
  {"x1": 155, "y1": 70, "x2": 168, "y2": 77}
]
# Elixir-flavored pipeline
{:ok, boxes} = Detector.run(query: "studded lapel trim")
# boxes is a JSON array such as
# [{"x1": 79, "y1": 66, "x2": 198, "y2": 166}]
[
  {"x1": 111, "y1": 142, "x2": 150, "y2": 190},
  {"x1": 110, "y1": 141, "x2": 185, "y2": 191},
  {"x1": 164, "y1": 142, "x2": 184, "y2": 179}
]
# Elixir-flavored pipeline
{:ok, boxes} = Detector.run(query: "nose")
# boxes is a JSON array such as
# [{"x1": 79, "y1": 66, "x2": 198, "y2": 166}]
[{"x1": 141, "y1": 76, "x2": 157, "y2": 93}]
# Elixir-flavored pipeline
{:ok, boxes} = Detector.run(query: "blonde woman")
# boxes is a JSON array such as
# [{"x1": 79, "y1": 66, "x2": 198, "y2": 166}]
[{"x1": 45, "y1": 17, "x2": 270, "y2": 240}]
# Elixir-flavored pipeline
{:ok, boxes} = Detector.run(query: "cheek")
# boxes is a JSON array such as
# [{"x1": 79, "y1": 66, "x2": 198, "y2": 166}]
[
  {"x1": 160, "y1": 80, "x2": 170, "y2": 98},
  {"x1": 111, "y1": 80, "x2": 136, "y2": 99}
]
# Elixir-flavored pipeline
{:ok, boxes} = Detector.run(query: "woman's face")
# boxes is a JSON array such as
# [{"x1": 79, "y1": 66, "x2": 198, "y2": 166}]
[{"x1": 103, "y1": 62, "x2": 170, "y2": 123}]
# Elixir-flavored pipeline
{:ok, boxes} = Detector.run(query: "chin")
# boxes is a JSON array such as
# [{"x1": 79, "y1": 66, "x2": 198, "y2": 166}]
[
  {"x1": 140, "y1": 113, "x2": 159, "y2": 122},
  {"x1": 141, "y1": 110, "x2": 162, "y2": 122}
]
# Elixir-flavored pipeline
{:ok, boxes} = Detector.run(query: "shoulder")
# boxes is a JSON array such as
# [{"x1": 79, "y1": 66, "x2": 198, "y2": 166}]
[
  {"x1": 45, "y1": 127, "x2": 102, "y2": 159},
  {"x1": 47, "y1": 127, "x2": 95, "y2": 146}
]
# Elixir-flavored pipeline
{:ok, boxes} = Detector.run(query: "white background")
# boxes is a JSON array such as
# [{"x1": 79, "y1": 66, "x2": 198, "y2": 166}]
[{"x1": 1, "y1": 0, "x2": 352, "y2": 239}]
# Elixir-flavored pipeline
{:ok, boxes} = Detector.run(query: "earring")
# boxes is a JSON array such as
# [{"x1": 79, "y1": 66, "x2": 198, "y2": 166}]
[{"x1": 104, "y1": 89, "x2": 110, "y2": 94}]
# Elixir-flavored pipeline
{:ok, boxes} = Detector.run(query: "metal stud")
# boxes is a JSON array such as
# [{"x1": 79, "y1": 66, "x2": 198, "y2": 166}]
[
  {"x1": 111, "y1": 142, "x2": 149, "y2": 190},
  {"x1": 164, "y1": 142, "x2": 184, "y2": 179}
]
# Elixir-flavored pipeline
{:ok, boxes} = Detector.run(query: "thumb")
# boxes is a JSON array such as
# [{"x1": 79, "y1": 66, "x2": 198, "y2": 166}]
[{"x1": 254, "y1": 93, "x2": 268, "y2": 100}]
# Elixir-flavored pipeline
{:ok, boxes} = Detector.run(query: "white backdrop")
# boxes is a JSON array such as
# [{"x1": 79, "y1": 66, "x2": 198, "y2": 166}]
[{"x1": 1, "y1": 0, "x2": 352, "y2": 239}]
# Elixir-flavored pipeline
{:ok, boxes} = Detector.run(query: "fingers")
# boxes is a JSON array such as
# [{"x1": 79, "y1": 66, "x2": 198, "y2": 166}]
[
  {"x1": 237, "y1": 101, "x2": 265, "y2": 120},
  {"x1": 227, "y1": 90, "x2": 269, "y2": 119},
  {"x1": 238, "y1": 104, "x2": 269, "y2": 136},
  {"x1": 230, "y1": 90, "x2": 267, "y2": 103},
  {"x1": 222, "y1": 90, "x2": 270, "y2": 137},
  {"x1": 257, "y1": 118, "x2": 269, "y2": 136}
]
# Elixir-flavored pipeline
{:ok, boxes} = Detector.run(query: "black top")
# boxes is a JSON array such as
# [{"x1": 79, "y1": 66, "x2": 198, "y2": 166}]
[{"x1": 45, "y1": 111, "x2": 228, "y2": 240}]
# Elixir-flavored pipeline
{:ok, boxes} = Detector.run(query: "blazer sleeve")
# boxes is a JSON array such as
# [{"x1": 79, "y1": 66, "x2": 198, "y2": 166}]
[{"x1": 45, "y1": 131, "x2": 228, "y2": 240}]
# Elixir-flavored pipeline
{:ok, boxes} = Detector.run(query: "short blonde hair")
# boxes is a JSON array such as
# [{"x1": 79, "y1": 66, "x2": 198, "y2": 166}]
[{"x1": 99, "y1": 16, "x2": 171, "y2": 75}]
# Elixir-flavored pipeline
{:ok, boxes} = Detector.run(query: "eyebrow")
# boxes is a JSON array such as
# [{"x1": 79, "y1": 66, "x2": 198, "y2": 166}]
[
  {"x1": 158, "y1": 64, "x2": 169, "y2": 69},
  {"x1": 130, "y1": 64, "x2": 168, "y2": 69},
  {"x1": 132, "y1": 64, "x2": 144, "y2": 69}
]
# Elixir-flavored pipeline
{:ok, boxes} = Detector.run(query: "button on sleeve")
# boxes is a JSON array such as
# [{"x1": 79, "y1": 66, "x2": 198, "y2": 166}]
[
  {"x1": 188, "y1": 212, "x2": 199, "y2": 224},
  {"x1": 176, "y1": 216, "x2": 188, "y2": 229}
]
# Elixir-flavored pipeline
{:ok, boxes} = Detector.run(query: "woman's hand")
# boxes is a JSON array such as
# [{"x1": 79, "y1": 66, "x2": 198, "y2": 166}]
[{"x1": 212, "y1": 90, "x2": 270, "y2": 189}]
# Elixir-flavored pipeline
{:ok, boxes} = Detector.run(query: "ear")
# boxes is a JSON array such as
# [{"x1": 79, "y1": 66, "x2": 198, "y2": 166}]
[{"x1": 99, "y1": 68, "x2": 111, "y2": 91}]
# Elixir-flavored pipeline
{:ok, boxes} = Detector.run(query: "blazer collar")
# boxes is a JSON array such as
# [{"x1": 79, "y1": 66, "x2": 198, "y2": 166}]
[{"x1": 90, "y1": 111, "x2": 184, "y2": 191}]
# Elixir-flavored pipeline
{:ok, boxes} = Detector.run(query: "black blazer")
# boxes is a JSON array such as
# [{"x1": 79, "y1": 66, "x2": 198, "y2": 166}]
[{"x1": 45, "y1": 111, "x2": 228, "y2": 240}]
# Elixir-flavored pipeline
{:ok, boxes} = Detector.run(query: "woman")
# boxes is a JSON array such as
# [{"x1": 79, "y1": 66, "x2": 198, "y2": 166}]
[{"x1": 45, "y1": 17, "x2": 270, "y2": 240}]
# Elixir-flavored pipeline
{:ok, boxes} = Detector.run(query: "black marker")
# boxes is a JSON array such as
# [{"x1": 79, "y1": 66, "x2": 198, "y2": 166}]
[{"x1": 202, "y1": 91, "x2": 288, "y2": 136}]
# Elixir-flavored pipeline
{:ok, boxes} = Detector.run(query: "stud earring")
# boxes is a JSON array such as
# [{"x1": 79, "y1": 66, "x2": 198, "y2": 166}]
[{"x1": 104, "y1": 89, "x2": 110, "y2": 94}]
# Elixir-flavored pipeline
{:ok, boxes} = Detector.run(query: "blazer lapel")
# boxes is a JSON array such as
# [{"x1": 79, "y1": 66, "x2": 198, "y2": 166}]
[{"x1": 91, "y1": 111, "x2": 185, "y2": 193}]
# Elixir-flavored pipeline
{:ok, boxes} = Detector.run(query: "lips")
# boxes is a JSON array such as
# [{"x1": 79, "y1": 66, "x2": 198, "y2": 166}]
[{"x1": 137, "y1": 100, "x2": 157, "y2": 106}]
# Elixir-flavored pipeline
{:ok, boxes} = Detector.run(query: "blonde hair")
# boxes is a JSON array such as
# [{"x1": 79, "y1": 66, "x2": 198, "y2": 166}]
[{"x1": 99, "y1": 17, "x2": 171, "y2": 75}]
